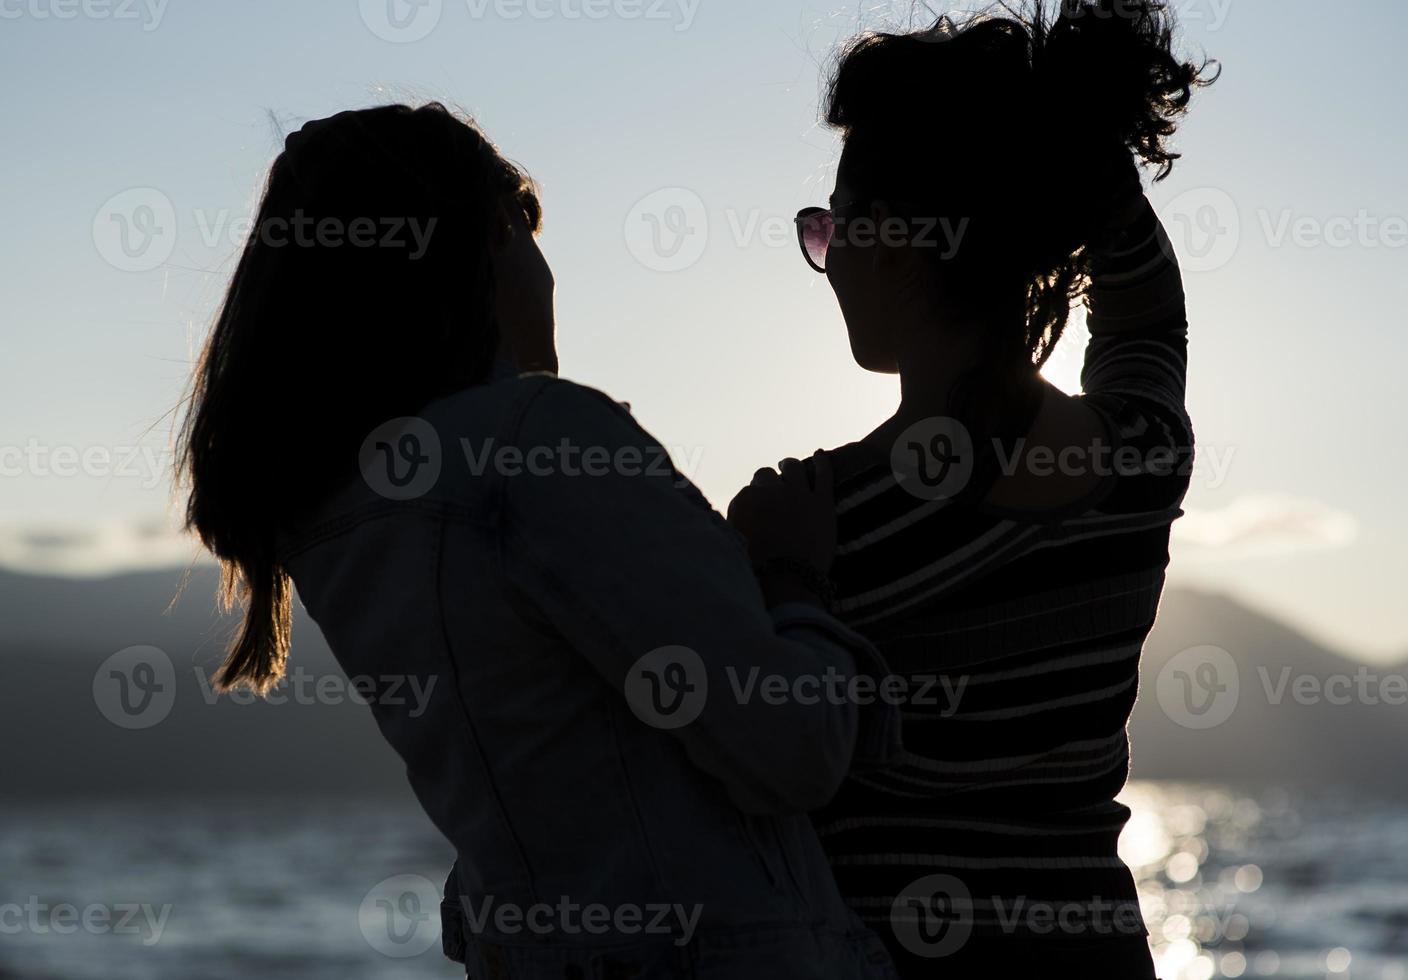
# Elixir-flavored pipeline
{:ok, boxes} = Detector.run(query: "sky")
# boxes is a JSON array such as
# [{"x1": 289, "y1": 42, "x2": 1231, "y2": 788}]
[{"x1": 2, "y1": 0, "x2": 1405, "y2": 661}]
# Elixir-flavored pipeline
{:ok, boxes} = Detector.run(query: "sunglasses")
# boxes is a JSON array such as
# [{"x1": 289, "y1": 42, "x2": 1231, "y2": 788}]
[
  {"x1": 794, "y1": 205, "x2": 840, "y2": 274},
  {"x1": 796, "y1": 200, "x2": 936, "y2": 273}
]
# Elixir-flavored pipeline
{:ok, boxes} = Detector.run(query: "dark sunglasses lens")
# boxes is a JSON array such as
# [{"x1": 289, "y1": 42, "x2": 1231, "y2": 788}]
[{"x1": 799, "y1": 212, "x2": 832, "y2": 272}]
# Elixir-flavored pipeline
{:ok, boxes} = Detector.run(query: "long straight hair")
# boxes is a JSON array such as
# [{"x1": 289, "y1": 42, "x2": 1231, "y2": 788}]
[{"x1": 177, "y1": 103, "x2": 540, "y2": 694}]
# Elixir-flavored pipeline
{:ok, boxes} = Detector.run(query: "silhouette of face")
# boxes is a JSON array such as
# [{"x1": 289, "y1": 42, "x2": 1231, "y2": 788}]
[
  {"x1": 492, "y1": 206, "x2": 557, "y2": 375},
  {"x1": 824, "y1": 147, "x2": 911, "y2": 375}
]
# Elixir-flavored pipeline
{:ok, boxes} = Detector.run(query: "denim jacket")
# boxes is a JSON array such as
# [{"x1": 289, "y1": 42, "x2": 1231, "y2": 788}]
[{"x1": 280, "y1": 373, "x2": 901, "y2": 979}]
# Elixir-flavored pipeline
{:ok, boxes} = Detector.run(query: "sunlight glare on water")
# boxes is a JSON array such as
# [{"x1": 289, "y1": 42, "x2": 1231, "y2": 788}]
[
  {"x1": 4, "y1": 785, "x2": 1408, "y2": 979},
  {"x1": 1118, "y1": 782, "x2": 1408, "y2": 980}
]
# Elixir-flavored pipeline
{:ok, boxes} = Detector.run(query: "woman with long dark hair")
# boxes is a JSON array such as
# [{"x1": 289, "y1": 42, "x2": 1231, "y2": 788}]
[
  {"x1": 733, "y1": 2, "x2": 1215, "y2": 976},
  {"x1": 178, "y1": 104, "x2": 903, "y2": 979}
]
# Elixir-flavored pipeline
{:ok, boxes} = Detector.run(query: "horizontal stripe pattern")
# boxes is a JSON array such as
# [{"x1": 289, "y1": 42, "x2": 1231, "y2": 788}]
[{"x1": 815, "y1": 199, "x2": 1190, "y2": 959}]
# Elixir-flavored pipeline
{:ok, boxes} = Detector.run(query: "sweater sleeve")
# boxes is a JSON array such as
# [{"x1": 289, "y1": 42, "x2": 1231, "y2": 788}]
[{"x1": 1079, "y1": 196, "x2": 1194, "y2": 512}]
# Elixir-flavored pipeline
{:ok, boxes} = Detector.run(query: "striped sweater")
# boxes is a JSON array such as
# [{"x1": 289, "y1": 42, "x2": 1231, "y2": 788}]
[{"x1": 813, "y1": 198, "x2": 1190, "y2": 973}]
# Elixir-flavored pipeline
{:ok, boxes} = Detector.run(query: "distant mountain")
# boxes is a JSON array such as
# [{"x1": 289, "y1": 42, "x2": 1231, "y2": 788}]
[
  {"x1": 1131, "y1": 588, "x2": 1408, "y2": 793},
  {"x1": 3, "y1": 567, "x2": 1405, "y2": 799},
  {"x1": 1, "y1": 564, "x2": 406, "y2": 800}
]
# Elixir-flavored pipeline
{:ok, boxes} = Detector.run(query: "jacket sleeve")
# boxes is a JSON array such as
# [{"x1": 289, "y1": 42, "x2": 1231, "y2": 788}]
[{"x1": 497, "y1": 379, "x2": 901, "y2": 815}]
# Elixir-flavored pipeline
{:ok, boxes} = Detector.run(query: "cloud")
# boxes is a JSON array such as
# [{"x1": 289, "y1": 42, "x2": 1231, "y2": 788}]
[
  {"x1": 1173, "y1": 494, "x2": 1359, "y2": 559},
  {"x1": 0, "y1": 518, "x2": 207, "y2": 578},
  {"x1": 0, "y1": 495, "x2": 1361, "y2": 579}
]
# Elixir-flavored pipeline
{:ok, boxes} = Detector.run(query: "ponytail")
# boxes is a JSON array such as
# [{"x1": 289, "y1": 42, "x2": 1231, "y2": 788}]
[{"x1": 823, "y1": 1, "x2": 1214, "y2": 373}]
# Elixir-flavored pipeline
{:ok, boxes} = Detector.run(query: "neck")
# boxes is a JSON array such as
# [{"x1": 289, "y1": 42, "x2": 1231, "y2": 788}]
[{"x1": 891, "y1": 317, "x2": 983, "y2": 423}]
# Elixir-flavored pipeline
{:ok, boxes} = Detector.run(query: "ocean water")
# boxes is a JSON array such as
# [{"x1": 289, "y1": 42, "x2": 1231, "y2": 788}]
[
  {"x1": 1118, "y1": 784, "x2": 1408, "y2": 979},
  {"x1": 3, "y1": 784, "x2": 1405, "y2": 979}
]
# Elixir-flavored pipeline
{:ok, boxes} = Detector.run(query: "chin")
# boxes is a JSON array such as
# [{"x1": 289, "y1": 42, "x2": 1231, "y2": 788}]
[
  {"x1": 839, "y1": 309, "x2": 899, "y2": 373},
  {"x1": 847, "y1": 335, "x2": 900, "y2": 374}
]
